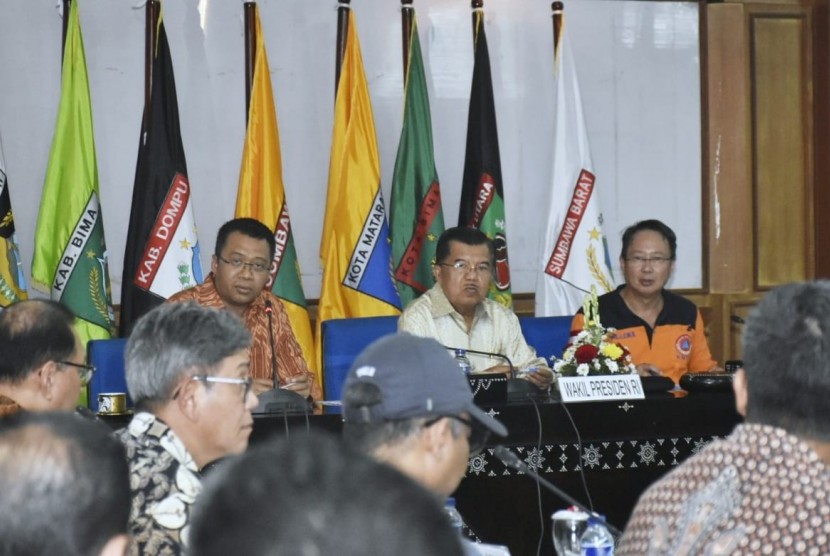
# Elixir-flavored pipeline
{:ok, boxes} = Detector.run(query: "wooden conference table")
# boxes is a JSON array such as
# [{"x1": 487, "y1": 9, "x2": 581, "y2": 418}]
[{"x1": 244, "y1": 389, "x2": 742, "y2": 556}]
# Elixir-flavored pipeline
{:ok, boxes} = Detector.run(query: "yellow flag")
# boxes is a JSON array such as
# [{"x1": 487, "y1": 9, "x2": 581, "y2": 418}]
[
  {"x1": 316, "y1": 11, "x2": 401, "y2": 372},
  {"x1": 235, "y1": 6, "x2": 317, "y2": 384}
]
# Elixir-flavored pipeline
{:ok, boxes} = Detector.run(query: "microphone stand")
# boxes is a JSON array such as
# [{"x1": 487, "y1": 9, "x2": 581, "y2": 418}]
[
  {"x1": 492, "y1": 445, "x2": 623, "y2": 537},
  {"x1": 254, "y1": 300, "x2": 312, "y2": 422},
  {"x1": 265, "y1": 300, "x2": 279, "y2": 389},
  {"x1": 441, "y1": 344, "x2": 516, "y2": 377}
]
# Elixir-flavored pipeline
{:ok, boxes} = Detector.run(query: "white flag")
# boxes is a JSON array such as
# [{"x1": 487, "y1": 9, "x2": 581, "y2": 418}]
[{"x1": 536, "y1": 26, "x2": 615, "y2": 317}]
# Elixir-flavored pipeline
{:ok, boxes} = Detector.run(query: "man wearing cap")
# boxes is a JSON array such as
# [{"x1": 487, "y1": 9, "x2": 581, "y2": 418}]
[{"x1": 342, "y1": 333, "x2": 507, "y2": 498}]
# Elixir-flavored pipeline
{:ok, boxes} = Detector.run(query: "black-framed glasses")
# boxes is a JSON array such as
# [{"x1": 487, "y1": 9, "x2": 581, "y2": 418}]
[
  {"x1": 424, "y1": 414, "x2": 490, "y2": 456},
  {"x1": 217, "y1": 255, "x2": 270, "y2": 274},
  {"x1": 58, "y1": 361, "x2": 96, "y2": 386},
  {"x1": 191, "y1": 375, "x2": 253, "y2": 400},
  {"x1": 437, "y1": 260, "x2": 493, "y2": 276}
]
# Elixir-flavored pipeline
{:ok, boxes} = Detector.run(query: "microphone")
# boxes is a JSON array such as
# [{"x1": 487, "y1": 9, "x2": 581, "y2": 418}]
[
  {"x1": 264, "y1": 299, "x2": 278, "y2": 389},
  {"x1": 441, "y1": 344, "x2": 516, "y2": 377},
  {"x1": 492, "y1": 446, "x2": 622, "y2": 537}
]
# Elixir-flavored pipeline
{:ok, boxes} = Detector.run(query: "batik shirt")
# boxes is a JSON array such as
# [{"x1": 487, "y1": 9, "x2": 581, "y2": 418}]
[
  {"x1": 117, "y1": 412, "x2": 202, "y2": 555},
  {"x1": 169, "y1": 273, "x2": 321, "y2": 401},
  {"x1": 618, "y1": 423, "x2": 830, "y2": 555}
]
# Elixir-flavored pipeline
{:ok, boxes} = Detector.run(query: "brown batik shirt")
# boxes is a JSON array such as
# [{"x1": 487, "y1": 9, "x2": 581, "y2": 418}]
[{"x1": 168, "y1": 274, "x2": 321, "y2": 402}]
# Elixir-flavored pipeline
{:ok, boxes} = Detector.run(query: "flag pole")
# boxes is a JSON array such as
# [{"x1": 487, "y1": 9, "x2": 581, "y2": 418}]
[
  {"x1": 61, "y1": 0, "x2": 72, "y2": 63},
  {"x1": 144, "y1": 1, "x2": 160, "y2": 133},
  {"x1": 552, "y1": 1, "x2": 563, "y2": 59},
  {"x1": 244, "y1": 2, "x2": 257, "y2": 120},
  {"x1": 471, "y1": 0, "x2": 483, "y2": 44},
  {"x1": 335, "y1": 0, "x2": 351, "y2": 97},
  {"x1": 401, "y1": 0, "x2": 413, "y2": 85}
]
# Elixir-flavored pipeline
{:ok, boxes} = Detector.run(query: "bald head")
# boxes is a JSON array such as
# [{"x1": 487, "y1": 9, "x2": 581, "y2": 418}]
[{"x1": 0, "y1": 299, "x2": 76, "y2": 383}]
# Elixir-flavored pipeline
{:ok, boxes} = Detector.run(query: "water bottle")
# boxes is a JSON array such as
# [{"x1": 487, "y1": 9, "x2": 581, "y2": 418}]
[
  {"x1": 580, "y1": 516, "x2": 614, "y2": 556},
  {"x1": 454, "y1": 349, "x2": 473, "y2": 374},
  {"x1": 444, "y1": 497, "x2": 464, "y2": 535}
]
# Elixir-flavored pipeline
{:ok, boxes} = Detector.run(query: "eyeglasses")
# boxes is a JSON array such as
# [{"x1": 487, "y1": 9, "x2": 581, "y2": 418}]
[
  {"x1": 217, "y1": 255, "x2": 271, "y2": 274},
  {"x1": 191, "y1": 375, "x2": 253, "y2": 399},
  {"x1": 424, "y1": 415, "x2": 490, "y2": 456},
  {"x1": 624, "y1": 255, "x2": 672, "y2": 267},
  {"x1": 437, "y1": 260, "x2": 493, "y2": 276},
  {"x1": 58, "y1": 361, "x2": 96, "y2": 386}
]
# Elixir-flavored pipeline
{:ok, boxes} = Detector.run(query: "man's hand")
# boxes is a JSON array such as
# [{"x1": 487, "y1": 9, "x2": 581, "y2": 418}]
[
  {"x1": 252, "y1": 378, "x2": 273, "y2": 397},
  {"x1": 281, "y1": 375, "x2": 311, "y2": 399},
  {"x1": 635, "y1": 363, "x2": 663, "y2": 378},
  {"x1": 481, "y1": 364, "x2": 513, "y2": 375},
  {"x1": 518, "y1": 367, "x2": 555, "y2": 389}
]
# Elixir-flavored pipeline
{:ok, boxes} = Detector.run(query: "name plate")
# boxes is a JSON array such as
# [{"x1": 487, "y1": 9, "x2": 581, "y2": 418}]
[{"x1": 558, "y1": 375, "x2": 645, "y2": 403}]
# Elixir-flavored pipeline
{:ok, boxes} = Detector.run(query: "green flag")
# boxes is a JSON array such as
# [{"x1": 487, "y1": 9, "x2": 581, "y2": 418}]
[
  {"x1": 31, "y1": 0, "x2": 115, "y2": 343},
  {"x1": 390, "y1": 17, "x2": 445, "y2": 307}
]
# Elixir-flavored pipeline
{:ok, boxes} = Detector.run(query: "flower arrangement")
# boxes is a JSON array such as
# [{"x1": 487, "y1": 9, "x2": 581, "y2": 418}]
[{"x1": 552, "y1": 287, "x2": 637, "y2": 377}]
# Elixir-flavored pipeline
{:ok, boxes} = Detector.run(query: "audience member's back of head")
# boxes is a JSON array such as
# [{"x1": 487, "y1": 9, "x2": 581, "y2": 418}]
[
  {"x1": 190, "y1": 431, "x2": 463, "y2": 556},
  {"x1": 742, "y1": 280, "x2": 830, "y2": 442},
  {"x1": 0, "y1": 299, "x2": 75, "y2": 382},
  {"x1": 0, "y1": 412, "x2": 130, "y2": 556}
]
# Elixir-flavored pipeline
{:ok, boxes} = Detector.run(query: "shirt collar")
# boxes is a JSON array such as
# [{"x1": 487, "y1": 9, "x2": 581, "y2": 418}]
[{"x1": 427, "y1": 284, "x2": 490, "y2": 322}]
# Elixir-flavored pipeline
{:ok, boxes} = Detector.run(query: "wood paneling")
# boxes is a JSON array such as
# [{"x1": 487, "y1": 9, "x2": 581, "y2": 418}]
[
  {"x1": 706, "y1": 4, "x2": 754, "y2": 294},
  {"x1": 750, "y1": 9, "x2": 814, "y2": 287}
]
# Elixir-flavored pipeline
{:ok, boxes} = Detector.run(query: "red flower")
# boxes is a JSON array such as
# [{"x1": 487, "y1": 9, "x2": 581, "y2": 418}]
[{"x1": 575, "y1": 344, "x2": 599, "y2": 364}]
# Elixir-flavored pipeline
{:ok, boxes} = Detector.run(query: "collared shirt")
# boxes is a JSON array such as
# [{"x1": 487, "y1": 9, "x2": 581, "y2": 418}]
[
  {"x1": 398, "y1": 284, "x2": 547, "y2": 372},
  {"x1": 116, "y1": 412, "x2": 202, "y2": 556},
  {"x1": 571, "y1": 286, "x2": 716, "y2": 384},
  {"x1": 618, "y1": 423, "x2": 830, "y2": 555},
  {"x1": 168, "y1": 274, "x2": 321, "y2": 401}
]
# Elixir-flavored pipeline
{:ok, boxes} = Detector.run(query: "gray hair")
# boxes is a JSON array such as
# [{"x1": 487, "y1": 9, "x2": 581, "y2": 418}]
[
  {"x1": 125, "y1": 302, "x2": 251, "y2": 406},
  {"x1": 742, "y1": 281, "x2": 830, "y2": 442}
]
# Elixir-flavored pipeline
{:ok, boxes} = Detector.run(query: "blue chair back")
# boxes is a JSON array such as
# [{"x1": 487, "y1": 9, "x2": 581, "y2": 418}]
[
  {"x1": 518, "y1": 315, "x2": 573, "y2": 363},
  {"x1": 321, "y1": 316, "x2": 398, "y2": 402},
  {"x1": 87, "y1": 338, "x2": 131, "y2": 412}
]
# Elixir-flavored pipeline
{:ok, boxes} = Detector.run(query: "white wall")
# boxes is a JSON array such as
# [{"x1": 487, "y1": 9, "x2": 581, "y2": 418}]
[{"x1": 0, "y1": 0, "x2": 702, "y2": 304}]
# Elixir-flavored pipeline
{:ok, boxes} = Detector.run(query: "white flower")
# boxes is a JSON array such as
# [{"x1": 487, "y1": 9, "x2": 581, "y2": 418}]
[
  {"x1": 593, "y1": 361, "x2": 601, "y2": 370},
  {"x1": 606, "y1": 360, "x2": 619, "y2": 373},
  {"x1": 577, "y1": 363, "x2": 590, "y2": 376},
  {"x1": 553, "y1": 360, "x2": 567, "y2": 372}
]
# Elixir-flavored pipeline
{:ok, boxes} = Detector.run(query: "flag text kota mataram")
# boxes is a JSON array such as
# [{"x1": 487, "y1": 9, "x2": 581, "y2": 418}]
[
  {"x1": 345, "y1": 189, "x2": 386, "y2": 289},
  {"x1": 546, "y1": 169, "x2": 595, "y2": 278}
]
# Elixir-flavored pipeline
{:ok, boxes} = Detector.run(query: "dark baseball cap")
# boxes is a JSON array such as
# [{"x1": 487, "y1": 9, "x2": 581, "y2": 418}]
[{"x1": 342, "y1": 333, "x2": 507, "y2": 438}]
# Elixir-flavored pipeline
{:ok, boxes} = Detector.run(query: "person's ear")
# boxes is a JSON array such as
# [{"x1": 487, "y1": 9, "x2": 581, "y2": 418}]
[
  {"x1": 732, "y1": 368, "x2": 748, "y2": 417},
  {"x1": 175, "y1": 378, "x2": 201, "y2": 421},
  {"x1": 432, "y1": 264, "x2": 441, "y2": 282},
  {"x1": 36, "y1": 361, "x2": 60, "y2": 400},
  {"x1": 422, "y1": 417, "x2": 453, "y2": 457},
  {"x1": 211, "y1": 254, "x2": 219, "y2": 275},
  {"x1": 98, "y1": 533, "x2": 130, "y2": 556}
]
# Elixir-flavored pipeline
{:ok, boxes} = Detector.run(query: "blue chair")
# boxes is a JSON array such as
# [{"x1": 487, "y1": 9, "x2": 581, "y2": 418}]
[
  {"x1": 87, "y1": 338, "x2": 131, "y2": 412},
  {"x1": 518, "y1": 315, "x2": 573, "y2": 363},
  {"x1": 321, "y1": 316, "x2": 398, "y2": 402}
]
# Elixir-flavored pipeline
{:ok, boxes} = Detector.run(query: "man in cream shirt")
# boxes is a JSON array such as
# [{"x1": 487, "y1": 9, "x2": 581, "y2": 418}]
[{"x1": 399, "y1": 227, "x2": 553, "y2": 389}]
